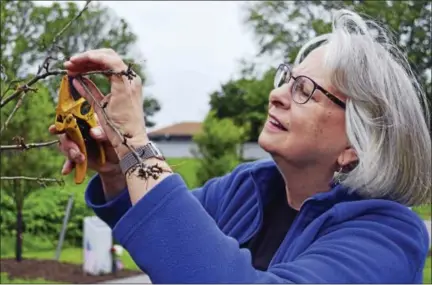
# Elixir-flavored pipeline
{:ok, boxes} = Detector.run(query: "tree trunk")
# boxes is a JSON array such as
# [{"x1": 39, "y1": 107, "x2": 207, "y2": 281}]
[{"x1": 14, "y1": 181, "x2": 23, "y2": 262}]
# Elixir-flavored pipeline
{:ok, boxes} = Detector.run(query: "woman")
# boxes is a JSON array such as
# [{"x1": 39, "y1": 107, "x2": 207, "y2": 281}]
[{"x1": 50, "y1": 9, "x2": 431, "y2": 283}]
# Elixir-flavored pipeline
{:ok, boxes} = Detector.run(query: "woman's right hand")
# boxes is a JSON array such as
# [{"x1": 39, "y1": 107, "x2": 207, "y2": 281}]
[
  {"x1": 49, "y1": 121, "x2": 127, "y2": 200},
  {"x1": 48, "y1": 123, "x2": 120, "y2": 175}
]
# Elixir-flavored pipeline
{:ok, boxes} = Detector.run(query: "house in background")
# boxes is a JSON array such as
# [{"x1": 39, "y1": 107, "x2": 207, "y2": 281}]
[{"x1": 148, "y1": 121, "x2": 269, "y2": 159}]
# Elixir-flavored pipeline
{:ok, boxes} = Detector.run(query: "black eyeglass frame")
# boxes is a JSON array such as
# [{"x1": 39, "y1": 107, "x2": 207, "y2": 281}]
[{"x1": 275, "y1": 63, "x2": 346, "y2": 110}]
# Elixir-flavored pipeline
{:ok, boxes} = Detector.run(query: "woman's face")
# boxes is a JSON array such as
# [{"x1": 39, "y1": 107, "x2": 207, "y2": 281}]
[{"x1": 258, "y1": 46, "x2": 350, "y2": 169}]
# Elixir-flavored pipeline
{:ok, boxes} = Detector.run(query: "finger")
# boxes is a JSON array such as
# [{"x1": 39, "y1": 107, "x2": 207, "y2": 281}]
[
  {"x1": 65, "y1": 49, "x2": 127, "y2": 75},
  {"x1": 48, "y1": 124, "x2": 69, "y2": 135},
  {"x1": 90, "y1": 126, "x2": 108, "y2": 141},
  {"x1": 68, "y1": 148, "x2": 85, "y2": 164},
  {"x1": 64, "y1": 63, "x2": 105, "y2": 74},
  {"x1": 58, "y1": 135, "x2": 85, "y2": 163},
  {"x1": 61, "y1": 159, "x2": 75, "y2": 175}
]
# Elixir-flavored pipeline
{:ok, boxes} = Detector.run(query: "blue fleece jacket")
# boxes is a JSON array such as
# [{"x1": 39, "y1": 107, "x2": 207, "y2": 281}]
[{"x1": 85, "y1": 159, "x2": 430, "y2": 284}]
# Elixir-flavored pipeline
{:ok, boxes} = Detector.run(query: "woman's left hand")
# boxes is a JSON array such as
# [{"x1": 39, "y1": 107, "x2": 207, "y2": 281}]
[{"x1": 64, "y1": 48, "x2": 149, "y2": 159}]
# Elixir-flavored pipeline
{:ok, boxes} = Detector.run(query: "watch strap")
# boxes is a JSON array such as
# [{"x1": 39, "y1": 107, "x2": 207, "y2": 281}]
[{"x1": 119, "y1": 141, "x2": 164, "y2": 175}]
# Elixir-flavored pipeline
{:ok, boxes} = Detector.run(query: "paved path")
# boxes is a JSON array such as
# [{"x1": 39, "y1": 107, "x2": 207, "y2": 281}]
[
  {"x1": 102, "y1": 274, "x2": 151, "y2": 284},
  {"x1": 425, "y1": 220, "x2": 431, "y2": 249}
]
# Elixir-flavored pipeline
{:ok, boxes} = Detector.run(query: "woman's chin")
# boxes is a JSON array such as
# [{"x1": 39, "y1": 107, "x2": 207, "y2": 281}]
[{"x1": 258, "y1": 130, "x2": 283, "y2": 155}]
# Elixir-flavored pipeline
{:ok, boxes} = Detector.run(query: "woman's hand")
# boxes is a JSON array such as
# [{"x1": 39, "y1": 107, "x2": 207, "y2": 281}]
[
  {"x1": 48, "y1": 121, "x2": 127, "y2": 200},
  {"x1": 64, "y1": 48, "x2": 149, "y2": 159},
  {"x1": 48, "y1": 120, "x2": 120, "y2": 175}
]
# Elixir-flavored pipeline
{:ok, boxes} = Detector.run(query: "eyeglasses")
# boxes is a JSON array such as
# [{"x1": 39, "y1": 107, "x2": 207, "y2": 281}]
[{"x1": 274, "y1": 63, "x2": 346, "y2": 109}]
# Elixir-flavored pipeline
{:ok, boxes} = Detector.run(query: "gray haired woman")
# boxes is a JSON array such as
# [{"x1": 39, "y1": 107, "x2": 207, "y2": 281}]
[{"x1": 51, "y1": 8, "x2": 431, "y2": 284}]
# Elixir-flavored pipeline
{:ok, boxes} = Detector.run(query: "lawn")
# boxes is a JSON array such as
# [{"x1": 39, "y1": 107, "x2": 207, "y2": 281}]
[
  {"x1": 413, "y1": 204, "x2": 432, "y2": 221},
  {"x1": 424, "y1": 255, "x2": 431, "y2": 284},
  {"x1": 0, "y1": 235, "x2": 139, "y2": 271}
]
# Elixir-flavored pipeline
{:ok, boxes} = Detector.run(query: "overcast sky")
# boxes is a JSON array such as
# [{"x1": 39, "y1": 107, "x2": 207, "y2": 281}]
[{"x1": 94, "y1": 1, "x2": 264, "y2": 131}]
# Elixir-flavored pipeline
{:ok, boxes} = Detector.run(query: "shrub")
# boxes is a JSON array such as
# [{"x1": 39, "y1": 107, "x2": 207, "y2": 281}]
[{"x1": 192, "y1": 111, "x2": 247, "y2": 186}]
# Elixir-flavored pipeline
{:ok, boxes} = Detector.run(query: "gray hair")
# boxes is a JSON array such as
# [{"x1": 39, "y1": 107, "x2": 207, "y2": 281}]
[{"x1": 295, "y1": 9, "x2": 431, "y2": 207}]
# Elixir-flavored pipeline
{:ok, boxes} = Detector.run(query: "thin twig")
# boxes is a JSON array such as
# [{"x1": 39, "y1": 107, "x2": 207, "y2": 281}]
[
  {"x1": 1, "y1": 92, "x2": 29, "y2": 133},
  {"x1": 1, "y1": 0, "x2": 93, "y2": 135},
  {"x1": 1, "y1": 79, "x2": 22, "y2": 100},
  {"x1": 76, "y1": 75, "x2": 143, "y2": 164},
  {"x1": 0, "y1": 176, "x2": 64, "y2": 186},
  {"x1": 0, "y1": 139, "x2": 59, "y2": 151},
  {"x1": 36, "y1": 0, "x2": 92, "y2": 75},
  {"x1": 0, "y1": 69, "x2": 135, "y2": 109}
]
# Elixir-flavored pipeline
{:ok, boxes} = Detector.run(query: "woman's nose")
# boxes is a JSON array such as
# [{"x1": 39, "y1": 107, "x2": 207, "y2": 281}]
[{"x1": 269, "y1": 84, "x2": 291, "y2": 109}]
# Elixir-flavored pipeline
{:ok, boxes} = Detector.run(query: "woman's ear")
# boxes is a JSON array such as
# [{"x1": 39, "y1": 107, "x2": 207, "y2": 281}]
[{"x1": 337, "y1": 147, "x2": 358, "y2": 171}]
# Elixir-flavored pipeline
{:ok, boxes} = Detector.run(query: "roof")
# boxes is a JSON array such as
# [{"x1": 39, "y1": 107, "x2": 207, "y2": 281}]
[{"x1": 148, "y1": 122, "x2": 202, "y2": 137}]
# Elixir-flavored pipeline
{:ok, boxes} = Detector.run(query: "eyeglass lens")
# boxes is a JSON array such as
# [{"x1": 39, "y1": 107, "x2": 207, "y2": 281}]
[{"x1": 274, "y1": 65, "x2": 315, "y2": 104}]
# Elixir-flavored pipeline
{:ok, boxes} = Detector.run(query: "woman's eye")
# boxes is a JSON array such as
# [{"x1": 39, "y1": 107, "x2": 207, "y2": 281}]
[{"x1": 295, "y1": 83, "x2": 309, "y2": 97}]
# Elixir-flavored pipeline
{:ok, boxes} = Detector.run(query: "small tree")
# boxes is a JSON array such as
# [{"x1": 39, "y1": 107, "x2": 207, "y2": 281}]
[{"x1": 192, "y1": 111, "x2": 248, "y2": 186}]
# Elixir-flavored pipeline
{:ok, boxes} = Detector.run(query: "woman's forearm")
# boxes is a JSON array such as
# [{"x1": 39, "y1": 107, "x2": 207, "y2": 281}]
[
  {"x1": 124, "y1": 158, "x2": 174, "y2": 205},
  {"x1": 99, "y1": 170, "x2": 127, "y2": 201}
]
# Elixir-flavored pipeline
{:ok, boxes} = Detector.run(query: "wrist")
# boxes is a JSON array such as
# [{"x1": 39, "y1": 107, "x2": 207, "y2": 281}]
[
  {"x1": 99, "y1": 169, "x2": 126, "y2": 201},
  {"x1": 115, "y1": 134, "x2": 149, "y2": 159}
]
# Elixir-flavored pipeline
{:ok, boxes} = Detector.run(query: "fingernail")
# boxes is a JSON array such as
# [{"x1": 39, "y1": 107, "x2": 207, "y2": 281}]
[{"x1": 92, "y1": 127, "x2": 102, "y2": 137}]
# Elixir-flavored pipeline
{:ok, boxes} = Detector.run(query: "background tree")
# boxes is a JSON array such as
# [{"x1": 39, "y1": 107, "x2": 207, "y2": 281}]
[
  {"x1": 0, "y1": 0, "x2": 156, "y2": 262},
  {"x1": 242, "y1": 0, "x2": 431, "y2": 100},
  {"x1": 1, "y1": 0, "x2": 160, "y2": 128},
  {"x1": 208, "y1": 67, "x2": 275, "y2": 142},
  {"x1": 192, "y1": 111, "x2": 247, "y2": 186},
  {"x1": 0, "y1": 84, "x2": 63, "y2": 261}
]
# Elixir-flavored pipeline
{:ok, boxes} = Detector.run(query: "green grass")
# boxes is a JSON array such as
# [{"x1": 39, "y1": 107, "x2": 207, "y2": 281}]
[
  {"x1": 166, "y1": 157, "x2": 200, "y2": 188},
  {"x1": 413, "y1": 204, "x2": 432, "y2": 220},
  {"x1": 424, "y1": 255, "x2": 431, "y2": 284},
  {"x1": 0, "y1": 235, "x2": 139, "y2": 271}
]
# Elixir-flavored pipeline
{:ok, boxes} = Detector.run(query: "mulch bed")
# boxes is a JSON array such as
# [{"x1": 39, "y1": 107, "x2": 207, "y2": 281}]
[{"x1": 1, "y1": 258, "x2": 143, "y2": 284}]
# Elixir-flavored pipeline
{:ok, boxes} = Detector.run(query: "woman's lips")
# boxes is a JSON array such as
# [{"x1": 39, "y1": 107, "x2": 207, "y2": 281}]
[{"x1": 267, "y1": 114, "x2": 288, "y2": 131}]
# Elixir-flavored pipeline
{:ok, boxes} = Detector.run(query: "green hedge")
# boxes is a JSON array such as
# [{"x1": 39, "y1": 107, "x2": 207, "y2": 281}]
[
  {"x1": 0, "y1": 158, "x2": 201, "y2": 246},
  {"x1": 1, "y1": 175, "x2": 93, "y2": 247}
]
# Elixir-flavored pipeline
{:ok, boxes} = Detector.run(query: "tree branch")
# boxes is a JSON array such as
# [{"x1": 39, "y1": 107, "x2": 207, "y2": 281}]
[
  {"x1": 0, "y1": 176, "x2": 65, "y2": 188},
  {"x1": 1, "y1": 79, "x2": 22, "y2": 100},
  {"x1": 75, "y1": 69, "x2": 142, "y2": 165},
  {"x1": 0, "y1": 139, "x2": 59, "y2": 151},
  {"x1": 36, "y1": 0, "x2": 92, "y2": 76},
  {"x1": 0, "y1": 0, "x2": 93, "y2": 135},
  {"x1": 0, "y1": 69, "x2": 137, "y2": 109}
]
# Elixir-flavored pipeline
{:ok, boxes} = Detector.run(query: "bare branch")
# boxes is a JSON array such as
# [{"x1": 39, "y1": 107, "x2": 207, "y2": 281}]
[
  {"x1": 36, "y1": 0, "x2": 92, "y2": 75},
  {"x1": 0, "y1": 176, "x2": 64, "y2": 187},
  {"x1": 1, "y1": 79, "x2": 22, "y2": 100},
  {"x1": 1, "y1": 92, "x2": 29, "y2": 133},
  {"x1": 0, "y1": 139, "x2": 59, "y2": 151},
  {"x1": 0, "y1": 69, "x2": 135, "y2": 109},
  {"x1": 1, "y1": 1, "x2": 93, "y2": 136},
  {"x1": 76, "y1": 72, "x2": 142, "y2": 164}
]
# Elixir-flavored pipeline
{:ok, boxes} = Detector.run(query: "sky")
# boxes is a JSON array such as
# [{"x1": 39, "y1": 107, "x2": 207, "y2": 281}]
[{"x1": 95, "y1": 1, "x2": 264, "y2": 131}]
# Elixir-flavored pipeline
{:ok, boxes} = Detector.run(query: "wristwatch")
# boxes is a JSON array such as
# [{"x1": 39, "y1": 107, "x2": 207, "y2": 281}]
[{"x1": 119, "y1": 141, "x2": 165, "y2": 175}]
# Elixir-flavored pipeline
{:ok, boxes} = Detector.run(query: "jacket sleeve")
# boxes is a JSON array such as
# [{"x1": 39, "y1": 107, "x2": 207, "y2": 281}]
[
  {"x1": 85, "y1": 166, "x2": 232, "y2": 229},
  {"x1": 111, "y1": 173, "x2": 429, "y2": 284}
]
